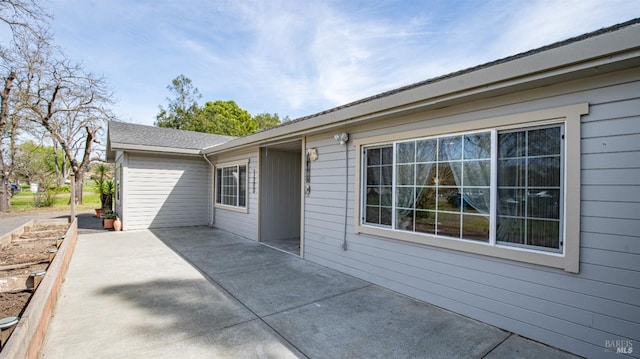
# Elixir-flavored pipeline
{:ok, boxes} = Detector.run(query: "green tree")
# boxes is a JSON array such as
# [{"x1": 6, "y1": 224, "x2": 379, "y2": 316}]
[
  {"x1": 189, "y1": 100, "x2": 254, "y2": 136},
  {"x1": 155, "y1": 74, "x2": 201, "y2": 130},
  {"x1": 14, "y1": 140, "x2": 57, "y2": 185},
  {"x1": 252, "y1": 112, "x2": 282, "y2": 132}
]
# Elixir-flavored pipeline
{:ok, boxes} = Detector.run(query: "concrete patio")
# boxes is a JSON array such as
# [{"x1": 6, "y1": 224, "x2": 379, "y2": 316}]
[{"x1": 38, "y1": 226, "x2": 580, "y2": 358}]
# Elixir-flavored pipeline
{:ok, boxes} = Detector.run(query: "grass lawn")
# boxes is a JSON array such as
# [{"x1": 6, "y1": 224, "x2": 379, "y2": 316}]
[{"x1": 9, "y1": 187, "x2": 101, "y2": 213}]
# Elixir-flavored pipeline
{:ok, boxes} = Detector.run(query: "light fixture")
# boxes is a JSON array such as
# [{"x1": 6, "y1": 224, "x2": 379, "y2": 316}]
[{"x1": 334, "y1": 133, "x2": 349, "y2": 145}]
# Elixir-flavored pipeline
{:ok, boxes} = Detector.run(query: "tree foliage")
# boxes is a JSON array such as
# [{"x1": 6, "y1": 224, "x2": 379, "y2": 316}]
[
  {"x1": 155, "y1": 74, "x2": 200, "y2": 130},
  {"x1": 155, "y1": 75, "x2": 283, "y2": 137}
]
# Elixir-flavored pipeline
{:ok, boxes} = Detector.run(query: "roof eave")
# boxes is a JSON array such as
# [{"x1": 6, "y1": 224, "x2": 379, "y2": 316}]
[{"x1": 108, "y1": 142, "x2": 203, "y2": 157}]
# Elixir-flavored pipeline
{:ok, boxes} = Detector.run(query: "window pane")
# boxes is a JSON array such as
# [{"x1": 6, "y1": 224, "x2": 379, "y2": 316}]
[
  {"x1": 366, "y1": 206, "x2": 380, "y2": 224},
  {"x1": 367, "y1": 167, "x2": 381, "y2": 186},
  {"x1": 438, "y1": 162, "x2": 460, "y2": 186},
  {"x1": 436, "y1": 212, "x2": 460, "y2": 238},
  {"x1": 396, "y1": 187, "x2": 415, "y2": 208},
  {"x1": 381, "y1": 165, "x2": 393, "y2": 186},
  {"x1": 438, "y1": 187, "x2": 462, "y2": 212},
  {"x1": 438, "y1": 136, "x2": 462, "y2": 161},
  {"x1": 528, "y1": 189, "x2": 560, "y2": 219},
  {"x1": 364, "y1": 145, "x2": 393, "y2": 227},
  {"x1": 528, "y1": 220, "x2": 560, "y2": 249},
  {"x1": 239, "y1": 165, "x2": 246, "y2": 207},
  {"x1": 464, "y1": 132, "x2": 491, "y2": 159},
  {"x1": 463, "y1": 160, "x2": 490, "y2": 186},
  {"x1": 216, "y1": 169, "x2": 222, "y2": 204},
  {"x1": 415, "y1": 210, "x2": 435, "y2": 234},
  {"x1": 463, "y1": 188, "x2": 490, "y2": 214},
  {"x1": 380, "y1": 207, "x2": 392, "y2": 226},
  {"x1": 498, "y1": 189, "x2": 526, "y2": 217},
  {"x1": 382, "y1": 147, "x2": 393, "y2": 164},
  {"x1": 396, "y1": 209, "x2": 415, "y2": 231},
  {"x1": 497, "y1": 217, "x2": 525, "y2": 244},
  {"x1": 497, "y1": 124, "x2": 563, "y2": 251},
  {"x1": 380, "y1": 187, "x2": 392, "y2": 206},
  {"x1": 397, "y1": 142, "x2": 415, "y2": 163},
  {"x1": 416, "y1": 139, "x2": 437, "y2": 162},
  {"x1": 366, "y1": 187, "x2": 380, "y2": 205},
  {"x1": 415, "y1": 187, "x2": 436, "y2": 210},
  {"x1": 367, "y1": 148, "x2": 381, "y2": 165},
  {"x1": 498, "y1": 131, "x2": 526, "y2": 158},
  {"x1": 497, "y1": 159, "x2": 525, "y2": 187},
  {"x1": 462, "y1": 214, "x2": 489, "y2": 241},
  {"x1": 396, "y1": 164, "x2": 414, "y2": 185},
  {"x1": 416, "y1": 163, "x2": 436, "y2": 186},
  {"x1": 528, "y1": 157, "x2": 560, "y2": 187},
  {"x1": 529, "y1": 127, "x2": 561, "y2": 156}
]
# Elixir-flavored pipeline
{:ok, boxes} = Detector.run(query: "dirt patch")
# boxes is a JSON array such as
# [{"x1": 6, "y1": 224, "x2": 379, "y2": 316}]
[
  {"x1": 0, "y1": 224, "x2": 68, "y2": 320},
  {"x1": 0, "y1": 292, "x2": 32, "y2": 318}
]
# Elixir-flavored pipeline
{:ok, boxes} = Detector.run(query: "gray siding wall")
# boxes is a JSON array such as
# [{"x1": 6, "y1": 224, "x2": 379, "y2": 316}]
[
  {"x1": 123, "y1": 154, "x2": 209, "y2": 230},
  {"x1": 212, "y1": 150, "x2": 259, "y2": 240},
  {"x1": 260, "y1": 148, "x2": 301, "y2": 242},
  {"x1": 302, "y1": 67, "x2": 640, "y2": 358}
]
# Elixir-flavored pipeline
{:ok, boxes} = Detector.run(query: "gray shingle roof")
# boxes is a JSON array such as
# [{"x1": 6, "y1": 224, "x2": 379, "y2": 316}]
[{"x1": 108, "y1": 121, "x2": 235, "y2": 153}]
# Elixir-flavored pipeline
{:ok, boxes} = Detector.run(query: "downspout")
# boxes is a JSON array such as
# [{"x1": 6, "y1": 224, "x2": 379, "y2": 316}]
[{"x1": 203, "y1": 154, "x2": 215, "y2": 226}]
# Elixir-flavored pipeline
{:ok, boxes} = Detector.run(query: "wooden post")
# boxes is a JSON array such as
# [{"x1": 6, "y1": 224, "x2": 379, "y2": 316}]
[{"x1": 70, "y1": 174, "x2": 76, "y2": 222}]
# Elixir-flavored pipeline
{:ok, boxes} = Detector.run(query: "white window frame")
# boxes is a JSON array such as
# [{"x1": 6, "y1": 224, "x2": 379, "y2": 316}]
[
  {"x1": 354, "y1": 104, "x2": 588, "y2": 273},
  {"x1": 214, "y1": 159, "x2": 249, "y2": 213}
]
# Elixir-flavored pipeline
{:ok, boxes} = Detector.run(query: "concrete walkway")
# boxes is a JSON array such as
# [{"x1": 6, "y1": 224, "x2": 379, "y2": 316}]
[{"x1": 38, "y1": 227, "x2": 579, "y2": 358}]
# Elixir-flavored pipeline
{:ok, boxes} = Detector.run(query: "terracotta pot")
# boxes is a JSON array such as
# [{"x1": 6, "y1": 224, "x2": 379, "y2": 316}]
[
  {"x1": 113, "y1": 217, "x2": 122, "y2": 231},
  {"x1": 104, "y1": 218, "x2": 115, "y2": 229},
  {"x1": 95, "y1": 208, "x2": 104, "y2": 218}
]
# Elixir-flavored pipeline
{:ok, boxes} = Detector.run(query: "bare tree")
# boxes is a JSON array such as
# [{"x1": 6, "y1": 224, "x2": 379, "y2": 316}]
[
  {"x1": 21, "y1": 49, "x2": 114, "y2": 204},
  {"x1": 0, "y1": 0, "x2": 50, "y2": 39},
  {"x1": 0, "y1": 0, "x2": 50, "y2": 210}
]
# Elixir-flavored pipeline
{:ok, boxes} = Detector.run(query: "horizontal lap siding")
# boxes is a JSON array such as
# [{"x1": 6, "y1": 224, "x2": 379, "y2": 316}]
[
  {"x1": 302, "y1": 68, "x2": 640, "y2": 358},
  {"x1": 124, "y1": 155, "x2": 209, "y2": 230},
  {"x1": 212, "y1": 151, "x2": 259, "y2": 241}
]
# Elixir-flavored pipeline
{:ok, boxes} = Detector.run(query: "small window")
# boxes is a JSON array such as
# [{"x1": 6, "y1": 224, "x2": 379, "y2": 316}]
[
  {"x1": 216, "y1": 163, "x2": 247, "y2": 208},
  {"x1": 363, "y1": 146, "x2": 393, "y2": 226}
]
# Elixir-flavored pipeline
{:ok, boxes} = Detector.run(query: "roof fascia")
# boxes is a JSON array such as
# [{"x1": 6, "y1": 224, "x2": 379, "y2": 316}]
[{"x1": 109, "y1": 142, "x2": 201, "y2": 156}]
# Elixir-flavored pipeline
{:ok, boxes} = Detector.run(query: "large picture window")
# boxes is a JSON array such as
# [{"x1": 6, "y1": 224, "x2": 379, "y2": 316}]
[
  {"x1": 355, "y1": 104, "x2": 586, "y2": 272},
  {"x1": 216, "y1": 163, "x2": 247, "y2": 208},
  {"x1": 362, "y1": 124, "x2": 564, "y2": 253}
]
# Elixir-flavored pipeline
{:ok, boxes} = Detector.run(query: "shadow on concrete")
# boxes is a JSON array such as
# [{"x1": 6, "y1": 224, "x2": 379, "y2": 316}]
[
  {"x1": 74, "y1": 212, "x2": 105, "y2": 234},
  {"x1": 95, "y1": 278, "x2": 301, "y2": 358}
]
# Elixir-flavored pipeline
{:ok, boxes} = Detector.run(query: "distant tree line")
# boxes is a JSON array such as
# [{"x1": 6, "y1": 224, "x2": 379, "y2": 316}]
[{"x1": 155, "y1": 74, "x2": 288, "y2": 136}]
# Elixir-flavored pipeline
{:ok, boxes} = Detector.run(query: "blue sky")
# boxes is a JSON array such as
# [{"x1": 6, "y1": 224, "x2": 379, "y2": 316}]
[{"x1": 47, "y1": 0, "x2": 639, "y2": 126}]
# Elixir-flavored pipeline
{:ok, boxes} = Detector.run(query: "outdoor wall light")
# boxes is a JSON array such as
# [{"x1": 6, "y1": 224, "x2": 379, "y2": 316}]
[{"x1": 334, "y1": 133, "x2": 349, "y2": 145}]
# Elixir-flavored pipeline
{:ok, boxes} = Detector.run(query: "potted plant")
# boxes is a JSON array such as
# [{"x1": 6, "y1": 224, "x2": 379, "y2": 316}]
[
  {"x1": 92, "y1": 164, "x2": 114, "y2": 217},
  {"x1": 103, "y1": 212, "x2": 117, "y2": 230}
]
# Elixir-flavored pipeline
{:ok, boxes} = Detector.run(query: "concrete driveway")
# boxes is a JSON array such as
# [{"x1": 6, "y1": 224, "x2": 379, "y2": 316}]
[{"x1": 38, "y1": 227, "x2": 579, "y2": 358}]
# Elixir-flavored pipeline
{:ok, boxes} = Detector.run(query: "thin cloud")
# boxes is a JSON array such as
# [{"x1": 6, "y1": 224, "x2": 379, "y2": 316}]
[{"x1": 46, "y1": 0, "x2": 639, "y2": 125}]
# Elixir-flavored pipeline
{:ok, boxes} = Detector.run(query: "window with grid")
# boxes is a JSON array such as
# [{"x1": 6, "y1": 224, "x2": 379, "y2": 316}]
[
  {"x1": 216, "y1": 164, "x2": 247, "y2": 208},
  {"x1": 361, "y1": 124, "x2": 564, "y2": 252},
  {"x1": 496, "y1": 126, "x2": 563, "y2": 251}
]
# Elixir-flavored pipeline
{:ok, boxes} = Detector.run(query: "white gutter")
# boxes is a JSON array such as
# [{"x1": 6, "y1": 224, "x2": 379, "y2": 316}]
[{"x1": 202, "y1": 154, "x2": 216, "y2": 227}]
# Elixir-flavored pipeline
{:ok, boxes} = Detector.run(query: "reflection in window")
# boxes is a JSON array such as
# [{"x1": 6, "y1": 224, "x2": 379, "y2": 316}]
[
  {"x1": 395, "y1": 132, "x2": 491, "y2": 241},
  {"x1": 216, "y1": 164, "x2": 247, "y2": 208},
  {"x1": 361, "y1": 124, "x2": 564, "y2": 252},
  {"x1": 497, "y1": 126, "x2": 563, "y2": 251}
]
